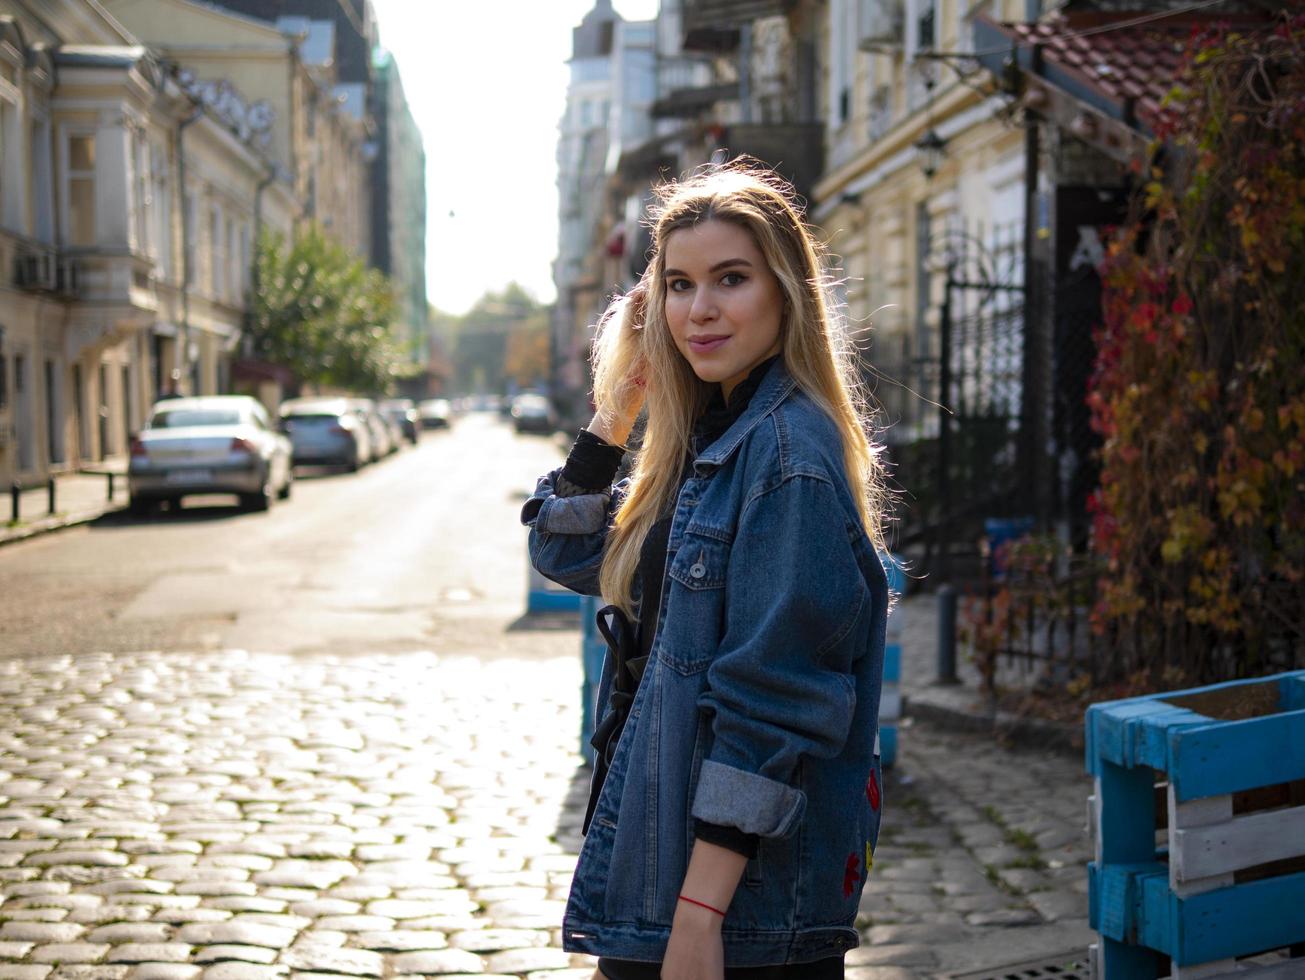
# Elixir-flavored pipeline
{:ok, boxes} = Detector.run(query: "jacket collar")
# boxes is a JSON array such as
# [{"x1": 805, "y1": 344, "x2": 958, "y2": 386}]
[{"x1": 692, "y1": 356, "x2": 797, "y2": 471}]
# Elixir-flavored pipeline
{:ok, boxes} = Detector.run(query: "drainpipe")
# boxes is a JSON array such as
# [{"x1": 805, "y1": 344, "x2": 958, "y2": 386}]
[{"x1": 176, "y1": 106, "x2": 203, "y2": 394}]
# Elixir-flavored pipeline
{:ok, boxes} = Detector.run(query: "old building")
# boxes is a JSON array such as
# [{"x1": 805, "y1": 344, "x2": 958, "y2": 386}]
[
  {"x1": 107, "y1": 0, "x2": 372, "y2": 259},
  {"x1": 0, "y1": 0, "x2": 296, "y2": 491},
  {"x1": 370, "y1": 47, "x2": 431, "y2": 394}
]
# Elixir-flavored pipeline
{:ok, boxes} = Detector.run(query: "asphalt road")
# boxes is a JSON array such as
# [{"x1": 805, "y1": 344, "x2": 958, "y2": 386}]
[{"x1": 0, "y1": 413, "x2": 567, "y2": 659}]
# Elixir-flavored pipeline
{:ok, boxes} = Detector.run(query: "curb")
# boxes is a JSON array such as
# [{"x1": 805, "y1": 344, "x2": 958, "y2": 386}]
[
  {"x1": 0, "y1": 503, "x2": 124, "y2": 549},
  {"x1": 904, "y1": 686, "x2": 1083, "y2": 757}
]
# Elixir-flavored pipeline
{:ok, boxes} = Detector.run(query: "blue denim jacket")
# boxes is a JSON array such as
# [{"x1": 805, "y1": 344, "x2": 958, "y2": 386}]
[{"x1": 522, "y1": 359, "x2": 888, "y2": 967}]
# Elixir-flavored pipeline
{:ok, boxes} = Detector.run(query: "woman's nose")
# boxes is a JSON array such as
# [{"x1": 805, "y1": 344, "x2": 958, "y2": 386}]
[{"x1": 689, "y1": 288, "x2": 716, "y2": 323}]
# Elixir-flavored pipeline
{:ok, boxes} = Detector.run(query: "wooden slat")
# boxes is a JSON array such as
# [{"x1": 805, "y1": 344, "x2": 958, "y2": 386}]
[
  {"x1": 1170, "y1": 711, "x2": 1305, "y2": 802},
  {"x1": 1168, "y1": 784, "x2": 1233, "y2": 902},
  {"x1": 1172, "y1": 803, "x2": 1305, "y2": 883},
  {"x1": 1168, "y1": 869, "x2": 1305, "y2": 964}
]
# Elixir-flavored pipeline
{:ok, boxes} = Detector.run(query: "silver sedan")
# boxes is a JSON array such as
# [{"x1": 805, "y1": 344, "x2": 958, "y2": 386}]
[{"x1": 128, "y1": 395, "x2": 293, "y2": 514}]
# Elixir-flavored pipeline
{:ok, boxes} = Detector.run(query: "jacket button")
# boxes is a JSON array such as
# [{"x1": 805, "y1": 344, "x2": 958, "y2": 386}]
[{"x1": 689, "y1": 563, "x2": 706, "y2": 579}]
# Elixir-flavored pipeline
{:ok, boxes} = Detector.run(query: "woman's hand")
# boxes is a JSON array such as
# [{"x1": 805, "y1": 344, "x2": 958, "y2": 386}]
[
  {"x1": 588, "y1": 279, "x2": 650, "y2": 446},
  {"x1": 659, "y1": 838, "x2": 747, "y2": 979},
  {"x1": 660, "y1": 901, "x2": 725, "y2": 979}
]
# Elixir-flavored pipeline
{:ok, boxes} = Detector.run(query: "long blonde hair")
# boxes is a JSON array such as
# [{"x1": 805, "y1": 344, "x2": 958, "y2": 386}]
[{"x1": 592, "y1": 162, "x2": 888, "y2": 615}]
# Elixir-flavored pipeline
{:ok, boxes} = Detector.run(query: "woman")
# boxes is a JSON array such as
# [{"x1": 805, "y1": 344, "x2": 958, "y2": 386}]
[{"x1": 522, "y1": 161, "x2": 890, "y2": 979}]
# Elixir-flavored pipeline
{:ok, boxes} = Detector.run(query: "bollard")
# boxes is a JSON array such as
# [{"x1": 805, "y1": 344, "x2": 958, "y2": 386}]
[
  {"x1": 47, "y1": 477, "x2": 55, "y2": 516},
  {"x1": 9, "y1": 483, "x2": 18, "y2": 523},
  {"x1": 106, "y1": 471, "x2": 115, "y2": 501},
  {"x1": 936, "y1": 584, "x2": 959, "y2": 685}
]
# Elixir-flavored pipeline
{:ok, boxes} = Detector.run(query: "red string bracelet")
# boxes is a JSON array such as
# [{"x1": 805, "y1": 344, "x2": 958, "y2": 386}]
[{"x1": 678, "y1": 894, "x2": 727, "y2": 917}]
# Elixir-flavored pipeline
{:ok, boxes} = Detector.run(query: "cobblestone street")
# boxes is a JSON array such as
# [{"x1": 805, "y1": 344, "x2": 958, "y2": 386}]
[{"x1": 0, "y1": 644, "x2": 1094, "y2": 980}]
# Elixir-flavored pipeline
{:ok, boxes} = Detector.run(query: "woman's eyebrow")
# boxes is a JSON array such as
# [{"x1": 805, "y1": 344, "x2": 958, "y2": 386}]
[{"x1": 663, "y1": 258, "x2": 754, "y2": 277}]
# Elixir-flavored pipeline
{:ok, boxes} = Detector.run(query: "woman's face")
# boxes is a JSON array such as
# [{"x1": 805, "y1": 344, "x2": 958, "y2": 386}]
[{"x1": 662, "y1": 219, "x2": 784, "y2": 401}]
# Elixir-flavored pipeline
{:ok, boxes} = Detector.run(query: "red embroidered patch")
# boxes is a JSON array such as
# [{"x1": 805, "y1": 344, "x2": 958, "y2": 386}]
[
  {"x1": 842, "y1": 851, "x2": 860, "y2": 898},
  {"x1": 866, "y1": 769, "x2": 881, "y2": 810}
]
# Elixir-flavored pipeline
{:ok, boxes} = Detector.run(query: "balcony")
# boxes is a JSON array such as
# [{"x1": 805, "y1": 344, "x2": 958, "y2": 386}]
[
  {"x1": 682, "y1": 0, "x2": 793, "y2": 52},
  {"x1": 651, "y1": 82, "x2": 740, "y2": 118},
  {"x1": 713, "y1": 121, "x2": 824, "y2": 201}
]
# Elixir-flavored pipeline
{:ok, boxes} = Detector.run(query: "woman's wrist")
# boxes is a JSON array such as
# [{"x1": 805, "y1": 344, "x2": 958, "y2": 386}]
[{"x1": 586, "y1": 411, "x2": 630, "y2": 448}]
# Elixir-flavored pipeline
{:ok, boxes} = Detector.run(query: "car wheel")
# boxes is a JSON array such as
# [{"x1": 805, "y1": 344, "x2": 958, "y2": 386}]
[
  {"x1": 240, "y1": 486, "x2": 273, "y2": 512},
  {"x1": 128, "y1": 496, "x2": 155, "y2": 517}
]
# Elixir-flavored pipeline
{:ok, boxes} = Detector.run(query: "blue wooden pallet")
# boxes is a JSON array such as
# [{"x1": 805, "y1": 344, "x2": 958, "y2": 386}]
[{"x1": 1085, "y1": 670, "x2": 1305, "y2": 977}]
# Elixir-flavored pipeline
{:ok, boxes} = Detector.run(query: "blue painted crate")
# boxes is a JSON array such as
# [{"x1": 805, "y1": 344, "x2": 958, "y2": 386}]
[{"x1": 1085, "y1": 670, "x2": 1305, "y2": 979}]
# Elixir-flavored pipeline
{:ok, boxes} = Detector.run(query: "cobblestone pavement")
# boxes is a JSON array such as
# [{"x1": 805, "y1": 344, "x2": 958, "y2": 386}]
[{"x1": 0, "y1": 648, "x2": 1093, "y2": 980}]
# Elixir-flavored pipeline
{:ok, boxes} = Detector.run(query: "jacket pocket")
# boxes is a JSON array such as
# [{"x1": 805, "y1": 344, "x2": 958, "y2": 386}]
[{"x1": 662, "y1": 532, "x2": 730, "y2": 674}]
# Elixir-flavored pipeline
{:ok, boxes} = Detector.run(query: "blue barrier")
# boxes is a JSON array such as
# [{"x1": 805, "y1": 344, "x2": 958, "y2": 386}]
[
  {"x1": 878, "y1": 553, "x2": 906, "y2": 769},
  {"x1": 1085, "y1": 670, "x2": 1305, "y2": 978},
  {"x1": 527, "y1": 553, "x2": 582, "y2": 614},
  {"x1": 579, "y1": 595, "x2": 604, "y2": 764}
]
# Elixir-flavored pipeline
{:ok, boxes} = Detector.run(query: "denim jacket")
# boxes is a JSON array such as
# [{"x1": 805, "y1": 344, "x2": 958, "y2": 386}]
[{"x1": 522, "y1": 358, "x2": 888, "y2": 967}]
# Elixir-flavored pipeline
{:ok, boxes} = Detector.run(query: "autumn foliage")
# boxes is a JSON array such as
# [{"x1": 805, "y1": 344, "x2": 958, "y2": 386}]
[{"x1": 1087, "y1": 14, "x2": 1305, "y2": 684}]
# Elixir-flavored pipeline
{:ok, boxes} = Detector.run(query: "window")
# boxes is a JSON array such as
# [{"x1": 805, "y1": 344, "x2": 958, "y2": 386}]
[
  {"x1": 32, "y1": 118, "x2": 54, "y2": 243},
  {"x1": 239, "y1": 223, "x2": 250, "y2": 299},
  {"x1": 132, "y1": 131, "x2": 150, "y2": 253},
  {"x1": 210, "y1": 205, "x2": 224, "y2": 298},
  {"x1": 828, "y1": 0, "x2": 858, "y2": 128},
  {"x1": 227, "y1": 216, "x2": 239, "y2": 301},
  {"x1": 152, "y1": 144, "x2": 171, "y2": 277},
  {"x1": 184, "y1": 191, "x2": 198, "y2": 286},
  {"x1": 67, "y1": 134, "x2": 96, "y2": 246}
]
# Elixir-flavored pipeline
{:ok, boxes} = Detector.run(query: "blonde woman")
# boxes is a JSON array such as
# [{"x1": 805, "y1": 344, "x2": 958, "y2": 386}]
[{"x1": 522, "y1": 161, "x2": 890, "y2": 979}]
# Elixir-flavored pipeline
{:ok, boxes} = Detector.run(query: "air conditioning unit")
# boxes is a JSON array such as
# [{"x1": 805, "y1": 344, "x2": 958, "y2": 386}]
[
  {"x1": 859, "y1": 0, "x2": 904, "y2": 49},
  {"x1": 56, "y1": 258, "x2": 81, "y2": 298},
  {"x1": 14, "y1": 249, "x2": 57, "y2": 291}
]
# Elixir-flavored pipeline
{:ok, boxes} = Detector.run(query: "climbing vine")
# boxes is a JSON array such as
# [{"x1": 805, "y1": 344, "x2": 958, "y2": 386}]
[{"x1": 1086, "y1": 14, "x2": 1305, "y2": 684}]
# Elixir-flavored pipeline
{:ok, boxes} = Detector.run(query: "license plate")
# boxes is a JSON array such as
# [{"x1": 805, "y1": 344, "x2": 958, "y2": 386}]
[{"x1": 165, "y1": 469, "x2": 213, "y2": 484}]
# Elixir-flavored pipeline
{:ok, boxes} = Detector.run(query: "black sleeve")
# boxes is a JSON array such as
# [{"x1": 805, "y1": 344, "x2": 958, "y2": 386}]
[
  {"x1": 694, "y1": 819, "x2": 760, "y2": 859},
  {"x1": 557, "y1": 428, "x2": 625, "y2": 495}
]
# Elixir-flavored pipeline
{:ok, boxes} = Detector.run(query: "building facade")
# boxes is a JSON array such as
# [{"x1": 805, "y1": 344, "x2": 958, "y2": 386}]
[
  {"x1": 370, "y1": 48, "x2": 430, "y2": 390},
  {"x1": 0, "y1": 0, "x2": 296, "y2": 491}
]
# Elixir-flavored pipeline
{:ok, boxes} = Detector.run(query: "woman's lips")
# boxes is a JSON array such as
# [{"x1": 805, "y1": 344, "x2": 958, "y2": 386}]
[{"x1": 688, "y1": 335, "x2": 730, "y2": 353}]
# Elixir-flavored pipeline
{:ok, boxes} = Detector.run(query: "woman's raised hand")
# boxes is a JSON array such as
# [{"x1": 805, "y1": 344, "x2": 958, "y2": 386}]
[{"x1": 588, "y1": 278, "x2": 650, "y2": 447}]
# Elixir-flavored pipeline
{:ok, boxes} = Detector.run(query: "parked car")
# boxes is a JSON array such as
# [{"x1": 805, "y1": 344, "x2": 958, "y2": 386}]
[
  {"x1": 128, "y1": 395, "x2": 293, "y2": 514},
  {"x1": 381, "y1": 398, "x2": 420, "y2": 444},
  {"x1": 280, "y1": 397, "x2": 371, "y2": 471},
  {"x1": 418, "y1": 398, "x2": 452, "y2": 430},
  {"x1": 511, "y1": 393, "x2": 555, "y2": 434},
  {"x1": 354, "y1": 399, "x2": 394, "y2": 459}
]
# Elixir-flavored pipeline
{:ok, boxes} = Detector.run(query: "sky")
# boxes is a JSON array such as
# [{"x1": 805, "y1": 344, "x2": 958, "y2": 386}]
[{"x1": 370, "y1": 0, "x2": 660, "y2": 316}]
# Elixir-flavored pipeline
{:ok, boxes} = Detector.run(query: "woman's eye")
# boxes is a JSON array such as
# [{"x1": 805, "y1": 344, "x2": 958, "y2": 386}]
[
  {"x1": 668, "y1": 279, "x2": 692, "y2": 293},
  {"x1": 721, "y1": 272, "x2": 746, "y2": 286}
]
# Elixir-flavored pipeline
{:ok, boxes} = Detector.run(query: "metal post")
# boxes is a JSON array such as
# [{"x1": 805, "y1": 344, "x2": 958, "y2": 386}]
[
  {"x1": 106, "y1": 472, "x2": 115, "y2": 501},
  {"x1": 936, "y1": 584, "x2": 959, "y2": 685},
  {"x1": 47, "y1": 478, "x2": 55, "y2": 516},
  {"x1": 9, "y1": 483, "x2": 18, "y2": 523},
  {"x1": 937, "y1": 275, "x2": 954, "y2": 583}
]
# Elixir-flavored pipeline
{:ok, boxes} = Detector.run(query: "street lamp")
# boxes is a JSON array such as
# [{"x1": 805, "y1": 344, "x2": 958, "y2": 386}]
[{"x1": 915, "y1": 127, "x2": 947, "y2": 180}]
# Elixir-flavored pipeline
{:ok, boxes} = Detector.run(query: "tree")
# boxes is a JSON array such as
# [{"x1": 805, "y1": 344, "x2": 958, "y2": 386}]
[
  {"x1": 448, "y1": 283, "x2": 548, "y2": 394},
  {"x1": 249, "y1": 224, "x2": 404, "y2": 392}
]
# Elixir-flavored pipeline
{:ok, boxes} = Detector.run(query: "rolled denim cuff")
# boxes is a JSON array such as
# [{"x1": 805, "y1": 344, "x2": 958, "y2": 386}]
[
  {"x1": 533, "y1": 491, "x2": 611, "y2": 535},
  {"x1": 691, "y1": 759, "x2": 807, "y2": 839}
]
